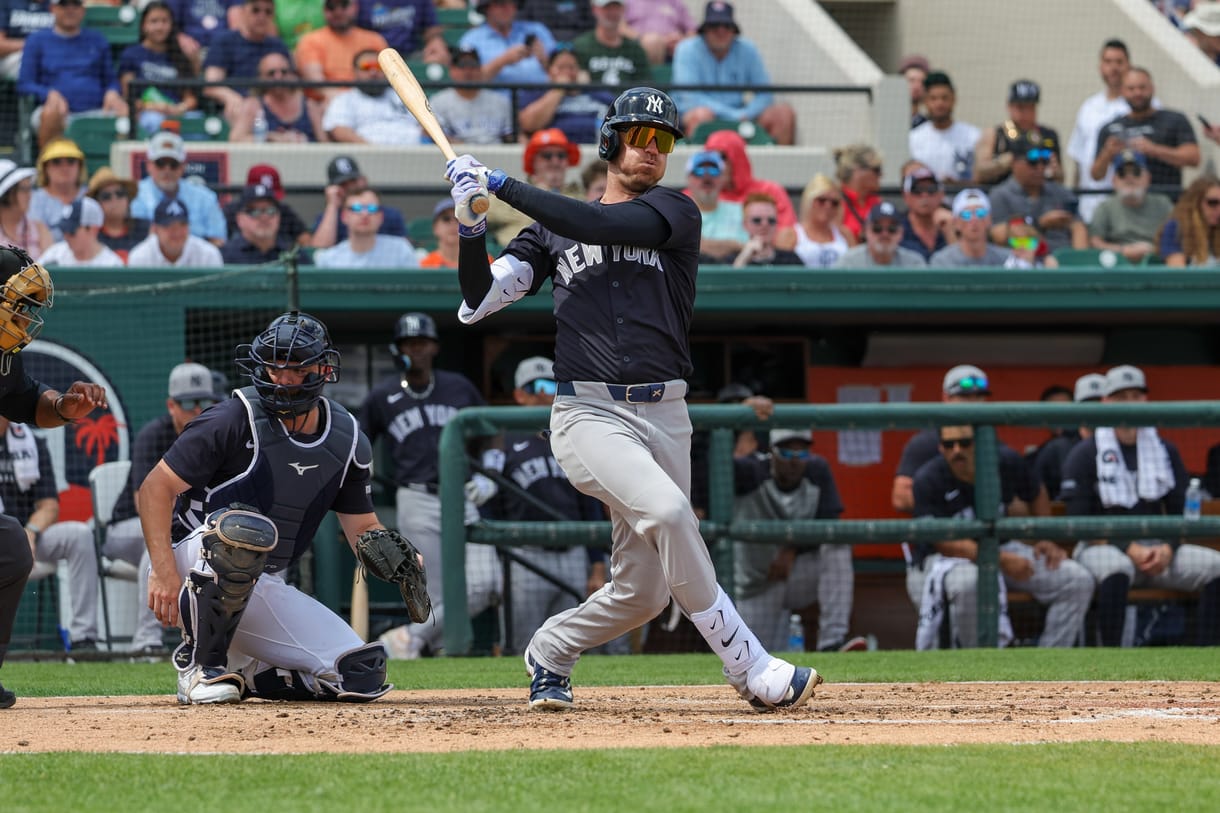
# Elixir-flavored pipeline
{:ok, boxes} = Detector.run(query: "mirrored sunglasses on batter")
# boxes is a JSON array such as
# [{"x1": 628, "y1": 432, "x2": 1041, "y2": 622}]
[
  {"x1": 620, "y1": 125, "x2": 676, "y2": 154},
  {"x1": 524, "y1": 378, "x2": 558, "y2": 395}
]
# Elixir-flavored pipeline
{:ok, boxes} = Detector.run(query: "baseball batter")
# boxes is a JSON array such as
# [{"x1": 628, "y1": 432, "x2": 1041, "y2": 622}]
[
  {"x1": 0, "y1": 247, "x2": 108, "y2": 709},
  {"x1": 445, "y1": 86, "x2": 821, "y2": 712},
  {"x1": 139, "y1": 312, "x2": 396, "y2": 704}
]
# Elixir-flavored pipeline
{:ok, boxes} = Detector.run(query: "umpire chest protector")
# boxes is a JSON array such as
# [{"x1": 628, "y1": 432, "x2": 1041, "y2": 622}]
[{"x1": 207, "y1": 386, "x2": 364, "y2": 571}]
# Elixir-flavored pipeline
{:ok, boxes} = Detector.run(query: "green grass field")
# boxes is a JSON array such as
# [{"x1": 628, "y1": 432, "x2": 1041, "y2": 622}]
[{"x1": 1, "y1": 649, "x2": 1218, "y2": 813}]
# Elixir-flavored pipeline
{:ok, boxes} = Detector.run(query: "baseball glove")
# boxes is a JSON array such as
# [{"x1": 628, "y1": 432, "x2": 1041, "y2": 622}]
[{"x1": 355, "y1": 528, "x2": 431, "y2": 623}]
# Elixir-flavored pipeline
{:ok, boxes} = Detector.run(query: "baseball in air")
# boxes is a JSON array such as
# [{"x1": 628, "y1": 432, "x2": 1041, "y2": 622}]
[{"x1": 738, "y1": 121, "x2": 756, "y2": 140}]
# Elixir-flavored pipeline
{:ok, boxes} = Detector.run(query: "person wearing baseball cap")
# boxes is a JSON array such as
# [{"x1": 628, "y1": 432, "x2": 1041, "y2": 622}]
[
  {"x1": 487, "y1": 129, "x2": 584, "y2": 246},
  {"x1": 987, "y1": 132, "x2": 1083, "y2": 254},
  {"x1": 1087, "y1": 149, "x2": 1172, "y2": 265},
  {"x1": 684, "y1": 149, "x2": 748, "y2": 263},
  {"x1": 974, "y1": 79, "x2": 1064, "y2": 186},
  {"x1": 86, "y1": 166, "x2": 146, "y2": 263},
  {"x1": 37, "y1": 197, "x2": 123, "y2": 268},
  {"x1": 898, "y1": 161, "x2": 952, "y2": 261},
  {"x1": 128, "y1": 197, "x2": 223, "y2": 267},
  {"x1": 1060, "y1": 363, "x2": 1220, "y2": 647},
  {"x1": 221, "y1": 184, "x2": 299, "y2": 265},
  {"x1": 1030, "y1": 375, "x2": 1105, "y2": 503},
  {"x1": 834, "y1": 201, "x2": 926, "y2": 268},
  {"x1": 929, "y1": 189, "x2": 1012, "y2": 267},
  {"x1": 131, "y1": 129, "x2": 227, "y2": 246},
  {"x1": 222, "y1": 163, "x2": 311, "y2": 247},
  {"x1": 312, "y1": 154, "x2": 408, "y2": 249},
  {"x1": 0, "y1": 159, "x2": 43, "y2": 260}
]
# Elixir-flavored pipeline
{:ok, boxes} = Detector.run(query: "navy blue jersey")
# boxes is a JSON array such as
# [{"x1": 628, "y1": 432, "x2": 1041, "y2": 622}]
[
  {"x1": 166, "y1": 0, "x2": 234, "y2": 49},
  {"x1": 161, "y1": 392, "x2": 373, "y2": 569},
  {"x1": 112, "y1": 412, "x2": 179, "y2": 523},
  {"x1": 0, "y1": 428, "x2": 55, "y2": 526},
  {"x1": 359, "y1": 370, "x2": 485, "y2": 487},
  {"x1": 1031, "y1": 431, "x2": 1081, "y2": 502},
  {"x1": 733, "y1": 452, "x2": 845, "y2": 519},
  {"x1": 487, "y1": 432, "x2": 602, "y2": 523},
  {"x1": 356, "y1": 0, "x2": 436, "y2": 55},
  {"x1": 504, "y1": 185, "x2": 701, "y2": 383},
  {"x1": 896, "y1": 429, "x2": 939, "y2": 478},
  {"x1": 1060, "y1": 436, "x2": 1188, "y2": 519},
  {"x1": 0, "y1": 354, "x2": 45, "y2": 426}
]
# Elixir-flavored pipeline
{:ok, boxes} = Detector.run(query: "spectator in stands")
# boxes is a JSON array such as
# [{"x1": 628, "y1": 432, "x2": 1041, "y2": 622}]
[
  {"x1": 419, "y1": 198, "x2": 462, "y2": 267},
  {"x1": 220, "y1": 183, "x2": 302, "y2": 265},
  {"x1": 908, "y1": 70, "x2": 979, "y2": 185},
  {"x1": 166, "y1": 0, "x2": 235, "y2": 71},
  {"x1": 581, "y1": 159, "x2": 606, "y2": 201},
  {"x1": 733, "y1": 427, "x2": 866, "y2": 654},
  {"x1": 1068, "y1": 39, "x2": 1135, "y2": 224},
  {"x1": 0, "y1": 159, "x2": 49, "y2": 259},
  {"x1": 295, "y1": 0, "x2": 388, "y2": 107},
  {"x1": 1001, "y1": 215, "x2": 1057, "y2": 269},
  {"x1": 1158, "y1": 174, "x2": 1220, "y2": 266},
  {"x1": 18, "y1": 0, "x2": 129, "y2": 149},
  {"x1": 1061, "y1": 364, "x2": 1220, "y2": 646},
  {"x1": 0, "y1": 0, "x2": 52, "y2": 82},
  {"x1": 899, "y1": 161, "x2": 953, "y2": 262},
  {"x1": 128, "y1": 197, "x2": 224, "y2": 267},
  {"x1": 357, "y1": 0, "x2": 447, "y2": 64},
  {"x1": 0, "y1": 415, "x2": 102, "y2": 652},
  {"x1": 430, "y1": 47, "x2": 514, "y2": 145},
  {"x1": 834, "y1": 143, "x2": 883, "y2": 242},
  {"x1": 202, "y1": 0, "x2": 290, "y2": 125},
  {"x1": 929, "y1": 189, "x2": 1012, "y2": 268},
  {"x1": 313, "y1": 187, "x2": 418, "y2": 268},
  {"x1": 1182, "y1": 3, "x2": 1220, "y2": 66},
  {"x1": 974, "y1": 80, "x2": 1063, "y2": 186},
  {"x1": 621, "y1": 0, "x2": 693, "y2": 65},
  {"x1": 119, "y1": 2, "x2": 199, "y2": 138},
  {"x1": 1032, "y1": 372, "x2": 1104, "y2": 503},
  {"x1": 898, "y1": 53, "x2": 928, "y2": 129},
  {"x1": 672, "y1": 1, "x2": 795, "y2": 146},
  {"x1": 517, "y1": 44, "x2": 611, "y2": 143},
  {"x1": 460, "y1": 0, "x2": 554, "y2": 90},
  {"x1": 1089, "y1": 149, "x2": 1172, "y2": 264},
  {"x1": 130, "y1": 129, "x2": 226, "y2": 245},
  {"x1": 322, "y1": 47, "x2": 424, "y2": 144},
  {"x1": 988, "y1": 133, "x2": 1086, "y2": 254},
  {"x1": 311, "y1": 154, "x2": 408, "y2": 248},
  {"x1": 791, "y1": 174, "x2": 852, "y2": 269},
  {"x1": 732, "y1": 192, "x2": 802, "y2": 267},
  {"x1": 572, "y1": 0, "x2": 650, "y2": 88},
  {"x1": 684, "y1": 149, "x2": 746, "y2": 263},
  {"x1": 28, "y1": 137, "x2": 85, "y2": 241},
  {"x1": 38, "y1": 196, "x2": 123, "y2": 266},
  {"x1": 703, "y1": 129, "x2": 796, "y2": 247},
  {"x1": 222, "y1": 163, "x2": 310, "y2": 246},
  {"x1": 519, "y1": 0, "x2": 592, "y2": 43},
  {"x1": 834, "y1": 201, "x2": 926, "y2": 269},
  {"x1": 87, "y1": 166, "x2": 147, "y2": 262},
  {"x1": 230, "y1": 51, "x2": 322, "y2": 143},
  {"x1": 909, "y1": 422, "x2": 1094, "y2": 649},
  {"x1": 1092, "y1": 67, "x2": 1198, "y2": 193},
  {"x1": 891, "y1": 363, "x2": 992, "y2": 514},
  {"x1": 487, "y1": 127, "x2": 582, "y2": 245}
]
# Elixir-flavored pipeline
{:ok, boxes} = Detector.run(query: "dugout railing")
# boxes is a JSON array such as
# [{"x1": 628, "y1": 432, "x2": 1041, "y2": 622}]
[{"x1": 437, "y1": 401, "x2": 1220, "y2": 656}]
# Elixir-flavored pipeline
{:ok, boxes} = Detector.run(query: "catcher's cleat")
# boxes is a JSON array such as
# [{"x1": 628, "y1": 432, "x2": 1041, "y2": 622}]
[
  {"x1": 177, "y1": 665, "x2": 244, "y2": 705},
  {"x1": 525, "y1": 651, "x2": 573, "y2": 711}
]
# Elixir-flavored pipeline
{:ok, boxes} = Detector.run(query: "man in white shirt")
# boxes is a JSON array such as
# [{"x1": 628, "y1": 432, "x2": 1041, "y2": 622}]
[
  {"x1": 1068, "y1": 39, "x2": 1136, "y2": 223},
  {"x1": 38, "y1": 197, "x2": 124, "y2": 267},
  {"x1": 908, "y1": 71, "x2": 980, "y2": 185},
  {"x1": 128, "y1": 198, "x2": 224, "y2": 267},
  {"x1": 321, "y1": 48, "x2": 423, "y2": 145},
  {"x1": 313, "y1": 189, "x2": 418, "y2": 268}
]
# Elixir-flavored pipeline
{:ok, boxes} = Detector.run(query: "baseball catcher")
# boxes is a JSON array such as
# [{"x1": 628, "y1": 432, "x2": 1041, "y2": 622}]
[{"x1": 355, "y1": 528, "x2": 431, "y2": 623}]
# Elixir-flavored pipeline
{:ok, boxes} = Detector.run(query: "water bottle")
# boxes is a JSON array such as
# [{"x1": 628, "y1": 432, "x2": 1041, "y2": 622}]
[
  {"x1": 786, "y1": 613, "x2": 805, "y2": 652},
  {"x1": 1184, "y1": 477, "x2": 1203, "y2": 521},
  {"x1": 252, "y1": 108, "x2": 268, "y2": 143}
]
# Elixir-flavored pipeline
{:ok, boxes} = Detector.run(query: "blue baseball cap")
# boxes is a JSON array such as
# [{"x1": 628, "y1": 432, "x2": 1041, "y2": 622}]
[
  {"x1": 154, "y1": 197, "x2": 189, "y2": 225},
  {"x1": 1112, "y1": 149, "x2": 1147, "y2": 173},
  {"x1": 685, "y1": 149, "x2": 724, "y2": 175}
]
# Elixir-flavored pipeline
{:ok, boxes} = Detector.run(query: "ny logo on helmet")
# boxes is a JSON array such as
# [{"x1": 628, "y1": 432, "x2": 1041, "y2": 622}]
[{"x1": 646, "y1": 95, "x2": 664, "y2": 114}]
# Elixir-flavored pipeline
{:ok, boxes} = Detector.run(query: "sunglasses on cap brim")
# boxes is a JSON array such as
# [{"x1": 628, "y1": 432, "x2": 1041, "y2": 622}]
[{"x1": 619, "y1": 125, "x2": 676, "y2": 154}]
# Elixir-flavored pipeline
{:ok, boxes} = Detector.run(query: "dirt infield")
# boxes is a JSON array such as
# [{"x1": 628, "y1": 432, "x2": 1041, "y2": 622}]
[{"x1": 3, "y1": 681, "x2": 1218, "y2": 753}]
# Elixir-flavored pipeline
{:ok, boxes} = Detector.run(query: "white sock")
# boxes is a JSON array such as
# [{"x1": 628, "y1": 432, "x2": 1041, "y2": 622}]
[{"x1": 689, "y1": 586, "x2": 768, "y2": 677}]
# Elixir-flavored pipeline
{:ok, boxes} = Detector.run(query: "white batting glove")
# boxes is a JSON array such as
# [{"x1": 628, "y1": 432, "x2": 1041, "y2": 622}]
[
  {"x1": 445, "y1": 154, "x2": 489, "y2": 185},
  {"x1": 464, "y1": 473, "x2": 498, "y2": 506},
  {"x1": 450, "y1": 173, "x2": 488, "y2": 233}
]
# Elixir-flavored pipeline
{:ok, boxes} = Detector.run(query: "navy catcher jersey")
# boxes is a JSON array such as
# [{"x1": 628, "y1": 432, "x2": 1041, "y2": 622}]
[
  {"x1": 359, "y1": 369, "x2": 486, "y2": 487},
  {"x1": 0, "y1": 354, "x2": 46, "y2": 427},
  {"x1": 487, "y1": 432, "x2": 603, "y2": 523},
  {"x1": 505, "y1": 185, "x2": 701, "y2": 384}
]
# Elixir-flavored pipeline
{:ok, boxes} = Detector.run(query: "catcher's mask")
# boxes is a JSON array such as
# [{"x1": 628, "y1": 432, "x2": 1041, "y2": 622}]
[
  {"x1": 0, "y1": 247, "x2": 53, "y2": 375},
  {"x1": 236, "y1": 311, "x2": 339, "y2": 419}
]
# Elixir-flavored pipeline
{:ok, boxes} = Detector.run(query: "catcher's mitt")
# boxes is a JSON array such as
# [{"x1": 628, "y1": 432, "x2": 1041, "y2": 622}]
[{"x1": 355, "y1": 528, "x2": 431, "y2": 623}]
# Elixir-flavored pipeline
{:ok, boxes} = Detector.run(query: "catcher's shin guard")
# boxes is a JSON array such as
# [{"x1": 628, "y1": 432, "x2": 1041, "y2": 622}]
[
  {"x1": 177, "y1": 505, "x2": 278, "y2": 669},
  {"x1": 246, "y1": 643, "x2": 392, "y2": 702}
]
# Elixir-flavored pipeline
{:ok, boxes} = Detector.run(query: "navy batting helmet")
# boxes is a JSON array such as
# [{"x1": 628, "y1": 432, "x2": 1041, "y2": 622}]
[
  {"x1": 236, "y1": 311, "x2": 340, "y2": 419},
  {"x1": 598, "y1": 87, "x2": 684, "y2": 161}
]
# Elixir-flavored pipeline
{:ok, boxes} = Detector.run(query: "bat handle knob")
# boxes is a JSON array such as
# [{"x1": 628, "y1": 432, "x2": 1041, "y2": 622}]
[{"x1": 471, "y1": 195, "x2": 489, "y2": 215}]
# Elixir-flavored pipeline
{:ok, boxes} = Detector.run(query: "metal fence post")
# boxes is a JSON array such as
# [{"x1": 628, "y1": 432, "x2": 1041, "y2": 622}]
[
  {"x1": 707, "y1": 427, "x2": 736, "y2": 597},
  {"x1": 972, "y1": 424, "x2": 1000, "y2": 648}
]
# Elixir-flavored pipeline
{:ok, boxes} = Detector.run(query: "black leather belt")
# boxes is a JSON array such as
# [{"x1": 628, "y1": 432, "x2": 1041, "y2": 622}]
[
  {"x1": 557, "y1": 381, "x2": 667, "y2": 403},
  {"x1": 405, "y1": 482, "x2": 439, "y2": 495}
]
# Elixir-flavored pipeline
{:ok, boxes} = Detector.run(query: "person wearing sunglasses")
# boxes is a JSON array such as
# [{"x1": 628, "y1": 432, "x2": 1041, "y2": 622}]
[
  {"x1": 898, "y1": 161, "x2": 954, "y2": 262},
  {"x1": 684, "y1": 150, "x2": 748, "y2": 263},
  {"x1": 1000, "y1": 215, "x2": 1057, "y2": 270},
  {"x1": 792, "y1": 173, "x2": 853, "y2": 268},
  {"x1": 973, "y1": 79, "x2": 1063, "y2": 186},
  {"x1": 220, "y1": 183, "x2": 306, "y2": 266},
  {"x1": 29, "y1": 138, "x2": 87, "y2": 243},
  {"x1": 487, "y1": 128, "x2": 584, "y2": 246},
  {"x1": 322, "y1": 48, "x2": 425, "y2": 145},
  {"x1": 87, "y1": 166, "x2": 148, "y2": 263},
  {"x1": 834, "y1": 200, "x2": 926, "y2": 269},
  {"x1": 1088, "y1": 149, "x2": 1171, "y2": 265},
  {"x1": 733, "y1": 428, "x2": 869, "y2": 654},
  {"x1": 929, "y1": 188, "x2": 1012, "y2": 268},
  {"x1": 833, "y1": 143, "x2": 884, "y2": 242},
  {"x1": 231, "y1": 51, "x2": 321, "y2": 144},
  {"x1": 313, "y1": 188, "x2": 418, "y2": 268},
  {"x1": 130, "y1": 129, "x2": 227, "y2": 247},
  {"x1": 446, "y1": 86, "x2": 823, "y2": 713},
  {"x1": 201, "y1": 0, "x2": 291, "y2": 124},
  {"x1": 294, "y1": 0, "x2": 388, "y2": 106},
  {"x1": 908, "y1": 424, "x2": 1094, "y2": 650},
  {"x1": 1157, "y1": 174, "x2": 1220, "y2": 266},
  {"x1": 988, "y1": 133, "x2": 1086, "y2": 255},
  {"x1": 732, "y1": 192, "x2": 802, "y2": 268}
]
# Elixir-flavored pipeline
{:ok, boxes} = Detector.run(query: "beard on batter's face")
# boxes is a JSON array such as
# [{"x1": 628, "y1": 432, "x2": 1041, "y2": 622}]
[{"x1": 614, "y1": 148, "x2": 667, "y2": 194}]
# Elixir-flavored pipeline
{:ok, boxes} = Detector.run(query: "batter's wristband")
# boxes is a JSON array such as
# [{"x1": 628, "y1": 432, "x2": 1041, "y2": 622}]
[
  {"x1": 459, "y1": 220, "x2": 487, "y2": 240},
  {"x1": 487, "y1": 169, "x2": 508, "y2": 194}
]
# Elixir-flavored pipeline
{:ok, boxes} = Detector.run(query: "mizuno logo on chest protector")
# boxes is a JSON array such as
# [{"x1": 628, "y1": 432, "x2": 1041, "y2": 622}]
[{"x1": 289, "y1": 462, "x2": 320, "y2": 475}]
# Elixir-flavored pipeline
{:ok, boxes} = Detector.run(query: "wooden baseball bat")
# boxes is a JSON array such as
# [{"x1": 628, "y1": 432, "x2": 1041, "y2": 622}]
[
  {"x1": 378, "y1": 48, "x2": 489, "y2": 215},
  {"x1": 351, "y1": 567, "x2": 369, "y2": 641}
]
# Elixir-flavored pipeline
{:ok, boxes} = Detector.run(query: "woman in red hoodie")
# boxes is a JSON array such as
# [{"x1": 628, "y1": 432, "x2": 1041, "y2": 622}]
[{"x1": 703, "y1": 130, "x2": 796, "y2": 249}]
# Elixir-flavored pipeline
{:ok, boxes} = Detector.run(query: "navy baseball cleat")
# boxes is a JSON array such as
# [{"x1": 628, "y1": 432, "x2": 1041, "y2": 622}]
[
  {"x1": 524, "y1": 651, "x2": 573, "y2": 711},
  {"x1": 0, "y1": 680, "x2": 15, "y2": 709},
  {"x1": 726, "y1": 660, "x2": 823, "y2": 712}
]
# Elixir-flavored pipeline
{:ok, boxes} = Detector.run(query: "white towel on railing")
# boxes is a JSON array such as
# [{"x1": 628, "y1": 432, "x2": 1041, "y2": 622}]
[
  {"x1": 7, "y1": 422, "x2": 39, "y2": 492},
  {"x1": 1094, "y1": 426, "x2": 1174, "y2": 509}
]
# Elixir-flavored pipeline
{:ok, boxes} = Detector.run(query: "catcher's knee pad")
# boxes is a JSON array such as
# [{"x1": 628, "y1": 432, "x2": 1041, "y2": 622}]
[
  {"x1": 333, "y1": 642, "x2": 392, "y2": 702},
  {"x1": 179, "y1": 505, "x2": 278, "y2": 668}
]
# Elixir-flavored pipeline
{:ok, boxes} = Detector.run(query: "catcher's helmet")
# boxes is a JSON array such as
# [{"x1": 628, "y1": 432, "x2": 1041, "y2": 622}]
[
  {"x1": 0, "y1": 246, "x2": 53, "y2": 374},
  {"x1": 236, "y1": 311, "x2": 340, "y2": 419},
  {"x1": 598, "y1": 87, "x2": 684, "y2": 161}
]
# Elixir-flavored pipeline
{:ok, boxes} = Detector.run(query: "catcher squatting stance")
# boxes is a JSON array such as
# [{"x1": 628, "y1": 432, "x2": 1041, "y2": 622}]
[
  {"x1": 446, "y1": 86, "x2": 821, "y2": 711},
  {"x1": 138, "y1": 312, "x2": 428, "y2": 704}
]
